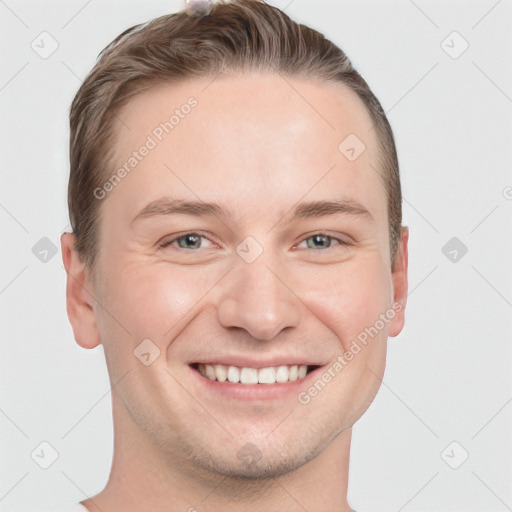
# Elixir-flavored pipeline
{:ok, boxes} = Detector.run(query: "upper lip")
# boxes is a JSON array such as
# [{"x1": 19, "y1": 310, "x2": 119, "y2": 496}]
[{"x1": 190, "y1": 356, "x2": 325, "y2": 369}]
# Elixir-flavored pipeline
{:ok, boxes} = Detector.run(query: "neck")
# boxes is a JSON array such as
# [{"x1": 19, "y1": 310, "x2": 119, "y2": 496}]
[{"x1": 82, "y1": 395, "x2": 354, "y2": 512}]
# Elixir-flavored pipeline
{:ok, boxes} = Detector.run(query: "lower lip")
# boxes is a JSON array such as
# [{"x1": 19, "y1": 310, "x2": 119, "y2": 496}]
[{"x1": 188, "y1": 365, "x2": 324, "y2": 401}]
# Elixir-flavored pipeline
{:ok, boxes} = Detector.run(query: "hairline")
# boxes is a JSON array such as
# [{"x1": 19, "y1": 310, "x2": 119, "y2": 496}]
[{"x1": 84, "y1": 72, "x2": 396, "y2": 283}]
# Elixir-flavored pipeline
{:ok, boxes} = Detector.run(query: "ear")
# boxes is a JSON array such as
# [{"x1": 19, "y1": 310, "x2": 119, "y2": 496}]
[
  {"x1": 61, "y1": 233, "x2": 101, "y2": 349},
  {"x1": 388, "y1": 226, "x2": 409, "y2": 338}
]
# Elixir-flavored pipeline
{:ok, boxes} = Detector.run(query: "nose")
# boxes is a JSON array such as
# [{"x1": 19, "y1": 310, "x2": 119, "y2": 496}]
[{"x1": 216, "y1": 257, "x2": 302, "y2": 340}]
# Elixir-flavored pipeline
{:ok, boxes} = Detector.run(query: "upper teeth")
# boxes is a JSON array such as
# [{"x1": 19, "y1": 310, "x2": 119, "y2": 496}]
[{"x1": 198, "y1": 364, "x2": 308, "y2": 384}]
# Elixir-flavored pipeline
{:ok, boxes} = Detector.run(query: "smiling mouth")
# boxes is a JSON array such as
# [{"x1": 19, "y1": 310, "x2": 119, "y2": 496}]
[{"x1": 190, "y1": 363, "x2": 321, "y2": 385}]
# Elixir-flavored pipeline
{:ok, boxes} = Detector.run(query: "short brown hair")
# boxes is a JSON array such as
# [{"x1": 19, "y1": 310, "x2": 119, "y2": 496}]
[{"x1": 68, "y1": 0, "x2": 402, "y2": 270}]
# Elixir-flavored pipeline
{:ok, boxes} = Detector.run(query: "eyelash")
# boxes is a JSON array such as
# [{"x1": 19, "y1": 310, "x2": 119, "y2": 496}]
[
  {"x1": 159, "y1": 232, "x2": 352, "y2": 251},
  {"x1": 294, "y1": 234, "x2": 351, "y2": 250},
  {"x1": 159, "y1": 232, "x2": 217, "y2": 250}
]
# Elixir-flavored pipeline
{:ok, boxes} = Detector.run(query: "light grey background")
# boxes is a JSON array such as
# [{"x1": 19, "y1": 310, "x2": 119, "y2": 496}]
[{"x1": 1, "y1": 1, "x2": 511, "y2": 511}]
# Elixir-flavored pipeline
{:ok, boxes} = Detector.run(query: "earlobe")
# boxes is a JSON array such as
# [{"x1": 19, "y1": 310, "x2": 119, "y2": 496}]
[
  {"x1": 60, "y1": 233, "x2": 102, "y2": 349},
  {"x1": 388, "y1": 226, "x2": 409, "y2": 338}
]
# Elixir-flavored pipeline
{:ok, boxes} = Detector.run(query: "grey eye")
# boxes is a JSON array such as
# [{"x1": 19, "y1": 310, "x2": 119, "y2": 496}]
[
  {"x1": 176, "y1": 234, "x2": 203, "y2": 249},
  {"x1": 305, "y1": 234, "x2": 333, "y2": 249}
]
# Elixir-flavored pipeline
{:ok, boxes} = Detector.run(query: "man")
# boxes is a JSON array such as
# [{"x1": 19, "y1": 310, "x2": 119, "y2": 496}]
[{"x1": 61, "y1": 0, "x2": 408, "y2": 510}]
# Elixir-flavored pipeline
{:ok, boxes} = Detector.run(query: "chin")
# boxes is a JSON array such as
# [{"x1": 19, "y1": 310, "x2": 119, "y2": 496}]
[
  {"x1": 194, "y1": 451, "x2": 312, "y2": 482},
  {"x1": 185, "y1": 433, "x2": 323, "y2": 482}
]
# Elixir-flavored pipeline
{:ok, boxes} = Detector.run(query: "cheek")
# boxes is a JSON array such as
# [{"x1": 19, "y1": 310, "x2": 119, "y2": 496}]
[
  {"x1": 303, "y1": 258, "x2": 392, "y2": 350},
  {"x1": 113, "y1": 264, "x2": 210, "y2": 338}
]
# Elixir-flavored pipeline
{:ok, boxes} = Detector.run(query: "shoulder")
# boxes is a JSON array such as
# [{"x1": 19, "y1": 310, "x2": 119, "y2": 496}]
[{"x1": 57, "y1": 504, "x2": 89, "y2": 512}]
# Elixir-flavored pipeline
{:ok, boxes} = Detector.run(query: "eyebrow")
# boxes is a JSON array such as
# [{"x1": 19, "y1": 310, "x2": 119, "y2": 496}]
[
  {"x1": 131, "y1": 197, "x2": 373, "y2": 225},
  {"x1": 292, "y1": 199, "x2": 373, "y2": 220},
  {"x1": 131, "y1": 198, "x2": 224, "y2": 225}
]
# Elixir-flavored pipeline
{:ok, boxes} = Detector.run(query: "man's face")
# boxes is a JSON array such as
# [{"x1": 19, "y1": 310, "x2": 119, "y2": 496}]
[{"x1": 86, "y1": 73, "x2": 407, "y2": 478}]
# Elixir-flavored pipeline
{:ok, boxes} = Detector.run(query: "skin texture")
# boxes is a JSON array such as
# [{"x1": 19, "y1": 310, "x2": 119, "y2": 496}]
[{"x1": 61, "y1": 72, "x2": 408, "y2": 512}]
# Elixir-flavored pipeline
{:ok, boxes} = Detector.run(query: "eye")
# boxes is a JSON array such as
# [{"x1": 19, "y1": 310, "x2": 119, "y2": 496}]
[
  {"x1": 296, "y1": 233, "x2": 351, "y2": 250},
  {"x1": 159, "y1": 232, "x2": 216, "y2": 250}
]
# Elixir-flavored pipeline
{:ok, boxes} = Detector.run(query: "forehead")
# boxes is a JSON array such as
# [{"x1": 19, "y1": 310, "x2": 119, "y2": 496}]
[{"x1": 106, "y1": 73, "x2": 385, "y2": 225}]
